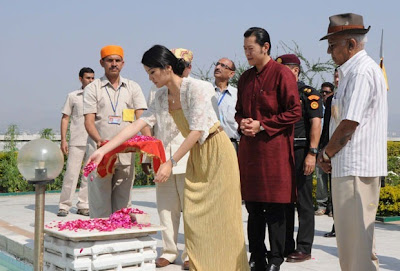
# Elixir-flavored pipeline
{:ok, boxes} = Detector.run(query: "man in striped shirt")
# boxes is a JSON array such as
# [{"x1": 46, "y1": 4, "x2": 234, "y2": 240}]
[{"x1": 318, "y1": 13, "x2": 387, "y2": 271}]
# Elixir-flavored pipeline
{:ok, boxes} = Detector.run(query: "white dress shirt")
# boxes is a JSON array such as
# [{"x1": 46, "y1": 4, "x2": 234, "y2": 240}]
[{"x1": 330, "y1": 50, "x2": 387, "y2": 178}]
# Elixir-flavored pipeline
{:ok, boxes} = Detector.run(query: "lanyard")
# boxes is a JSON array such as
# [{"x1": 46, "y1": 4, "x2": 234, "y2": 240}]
[
  {"x1": 217, "y1": 90, "x2": 228, "y2": 106},
  {"x1": 105, "y1": 85, "x2": 121, "y2": 115}
]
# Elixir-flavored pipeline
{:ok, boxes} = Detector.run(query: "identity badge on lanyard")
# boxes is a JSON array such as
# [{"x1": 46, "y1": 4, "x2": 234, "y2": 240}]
[
  {"x1": 217, "y1": 90, "x2": 227, "y2": 122},
  {"x1": 105, "y1": 86, "x2": 122, "y2": 125}
]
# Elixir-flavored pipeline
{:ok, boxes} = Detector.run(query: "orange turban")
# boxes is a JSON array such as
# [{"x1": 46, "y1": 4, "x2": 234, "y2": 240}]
[{"x1": 100, "y1": 45, "x2": 124, "y2": 59}]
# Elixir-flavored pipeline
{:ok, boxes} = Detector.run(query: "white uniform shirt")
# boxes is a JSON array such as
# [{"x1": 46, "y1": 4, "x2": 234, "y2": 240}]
[
  {"x1": 83, "y1": 75, "x2": 147, "y2": 165},
  {"x1": 330, "y1": 50, "x2": 387, "y2": 178},
  {"x1": 62, "y1": 90, "x2": 88, "y2": 147}
]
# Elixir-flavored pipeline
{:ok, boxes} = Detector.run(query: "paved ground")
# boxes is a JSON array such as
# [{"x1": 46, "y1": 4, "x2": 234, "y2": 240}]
[{"x1": 0, "y1": 187, "x2": 399, "y2": 270}]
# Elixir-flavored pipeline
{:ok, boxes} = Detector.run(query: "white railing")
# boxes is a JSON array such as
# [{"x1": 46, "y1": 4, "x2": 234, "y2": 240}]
[
  {"x1": 0, "y1": 135, "x2": 399, "y2": 151},
  {"x1": 0, "y1": 135, "x2": 61, "y2": 151}
]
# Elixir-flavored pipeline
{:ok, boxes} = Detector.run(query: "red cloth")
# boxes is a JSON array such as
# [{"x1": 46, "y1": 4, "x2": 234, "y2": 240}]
[
  {"x1": 97, "y1": 136, "x2": 166, "y2": 177},
  {"x1": 235, "y1": 60, "x2": 302, "y2": 203}
]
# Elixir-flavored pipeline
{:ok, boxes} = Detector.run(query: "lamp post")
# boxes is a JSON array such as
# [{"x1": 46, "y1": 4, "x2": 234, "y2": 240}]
[{"x1": 17, "y1": 139, "x2": 64, "y2": 271}]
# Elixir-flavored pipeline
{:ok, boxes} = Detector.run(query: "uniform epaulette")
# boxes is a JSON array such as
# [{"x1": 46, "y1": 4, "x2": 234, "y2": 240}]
[
  {"x1": 300, "y1": 85, "x2": 318, "y2": 97},
  {"x1": 300, "y1": 85, "x2": 321, "y2": 110}
]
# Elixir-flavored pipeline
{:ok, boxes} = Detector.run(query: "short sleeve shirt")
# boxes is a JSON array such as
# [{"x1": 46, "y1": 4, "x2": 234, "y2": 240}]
[
  {"x1": 294, "y1": 82, "x2": 323, "y2": 139},
  {"x1": 214, "y1": 85, "x2": 240, "y2": 140},
  {"x1": 61, "y1": 90, "x2": 88, "y2": 147},
  {"x1": 83, "y1": 75, "x2": 147, "y2": 165}
]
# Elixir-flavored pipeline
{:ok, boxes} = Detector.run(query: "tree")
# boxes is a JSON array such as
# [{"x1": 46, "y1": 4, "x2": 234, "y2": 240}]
[
  {"x1": 4, "y1": 124, "x2": 19, "y2": 152},
  {"x1": 0, "y1": 124, "x2": 33, "y2": 192},
  {"x1": 191, "y1": 63, "x2": 215, "y2": 83},
  {"x1": 192, "y1": 41, "x2": 336, "y2": 90},
  {"x1": 276, "y1": 41, "x2": 336, "y2": 89},
  {"x1": 192, "y1": 61, "x2": 250, "y2": 88},
  {"x1": 40, "y1": 128, "x2": 55, "y2": 141}
]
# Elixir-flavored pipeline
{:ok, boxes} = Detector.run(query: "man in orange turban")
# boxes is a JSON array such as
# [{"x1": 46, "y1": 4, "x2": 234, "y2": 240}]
[
  {"x1": 100, "y1": 45, "x2": 124, "y2": 59},
  {"x1": 83, "y1": 45, "x2": 150, "y2": 218}
]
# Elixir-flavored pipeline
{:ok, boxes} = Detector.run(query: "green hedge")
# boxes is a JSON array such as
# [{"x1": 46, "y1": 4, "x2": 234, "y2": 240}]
[
  {"x1": 377, "y1": 185, "x2": 400, "y2": 216},
  {"x1": 387, "y1": 141, "x2": 400, "y2": 185},
  {"x1": 2, "y1": 141, "x2": 400, "y2": 217},
  {"x1": 0, "y1": 152, "x2": 154, "y2": 193}
]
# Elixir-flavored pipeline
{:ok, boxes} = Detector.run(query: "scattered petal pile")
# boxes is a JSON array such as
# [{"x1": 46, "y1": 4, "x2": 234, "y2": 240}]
[
  {"x1": 83, "y1": 162, "x2": 97, "y2": 177},
  {"x1": 46, "y1": 208, "x2": 150, "y2": 232},
  {"x1": 126, "y1": 135, "x2": 157, "y2": 143}
]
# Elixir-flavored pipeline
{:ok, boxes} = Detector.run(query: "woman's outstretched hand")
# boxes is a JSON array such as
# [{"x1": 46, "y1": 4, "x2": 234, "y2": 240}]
[
  {"x1": 154, "y1": 160, "x2": 172, "y2": 183},
  {"x1": 86, "y1": 149, "x2": 105, "y2": 167}
]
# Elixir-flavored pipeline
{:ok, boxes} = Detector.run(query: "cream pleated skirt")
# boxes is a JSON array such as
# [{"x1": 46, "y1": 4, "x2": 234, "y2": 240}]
[{"x1": 170, "y1": 109, "x2": 249, "y2": 271}]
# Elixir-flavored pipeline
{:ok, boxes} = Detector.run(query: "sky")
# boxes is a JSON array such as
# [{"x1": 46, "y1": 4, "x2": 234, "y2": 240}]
[{"x1": 1, "y1": 0, "x2": 399, "y2": 135}]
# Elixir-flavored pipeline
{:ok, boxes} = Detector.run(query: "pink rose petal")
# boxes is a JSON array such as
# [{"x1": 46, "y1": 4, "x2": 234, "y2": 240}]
[
  {"x1": 83, "y1": 162, "x2": 97, "y2": 177},
  {"x1": 46, "y1": 208, "x2": 149, "y2": 232}
]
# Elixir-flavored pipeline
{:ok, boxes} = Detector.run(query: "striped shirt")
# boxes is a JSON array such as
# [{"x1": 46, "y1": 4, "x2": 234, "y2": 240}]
[{"x1": 329, "y1": 50, "x2": 387, "y2": 178}]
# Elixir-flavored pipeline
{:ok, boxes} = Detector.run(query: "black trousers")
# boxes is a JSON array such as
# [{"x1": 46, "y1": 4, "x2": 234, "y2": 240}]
[
  {"x1": 230, "y1": 138, "x2": 239, "y2": 153},
  {"x1": 285, "y1": 147, "x2": 315, "y2": 254},
  {"x1": 246, "y1": 201, "x2": 286, "y2": 266}
]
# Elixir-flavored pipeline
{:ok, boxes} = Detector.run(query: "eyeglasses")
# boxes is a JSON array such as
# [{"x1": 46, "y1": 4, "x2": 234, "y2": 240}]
[
  {"x1": 327, "y1": 39, "x2": 349, "y2": 51},
  {"x1": 215, "y1": 62, "x2": 234, "y2": 71},
  {"x1": 321, "y1": 90, "x2": 333, "y2": 95}
]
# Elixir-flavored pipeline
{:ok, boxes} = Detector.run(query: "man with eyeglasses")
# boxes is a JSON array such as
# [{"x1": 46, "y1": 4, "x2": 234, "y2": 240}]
[
  {"x1": 315, "y1": 82, "x2": 335, "y2": 218},
  {"x1": 320, "y1": 82, "x2": 335, "y2": 104},
  {"x1": 317, "y1": 13, "x2": 387, "y2": 270},
  {"x1": 214, "y1": 58, "x2": 240, "y2": 152}
]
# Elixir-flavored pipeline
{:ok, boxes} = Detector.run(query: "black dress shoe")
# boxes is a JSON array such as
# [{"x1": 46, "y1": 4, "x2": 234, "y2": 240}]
[
  {"x1": 324, "y1": 230, "x2": 336, "y2": 237},
  {"x1": 266, "y1": 263, "x2": 280, "y2": 271},
  {"x1": 249, "y1": 259, "x2": 267, "y2": 271}
]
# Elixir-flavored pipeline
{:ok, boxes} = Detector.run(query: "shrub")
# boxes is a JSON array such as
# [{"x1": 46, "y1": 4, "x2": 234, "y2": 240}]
[
  {"x1": 377, "y1": 185, "x2": 400, "y2": 216},
  {"x1": 134, "y1": 153, "x2": 155, "y2": 186},
  {"x1": 387, "y1": 141, "x2": 400, "y2": 186},
  {"x1": 387, "y1": 141, "x2": 400, "y2": 157},
  {"x1": 0, "y1": 151, "x2": 153, "y2": 193},
  {"x1": 0, "y1": 151, "x2": 34, "y2": 192}
]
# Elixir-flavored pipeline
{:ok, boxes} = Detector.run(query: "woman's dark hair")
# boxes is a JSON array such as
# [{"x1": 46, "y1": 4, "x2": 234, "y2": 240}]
[
  {"x1": 141, "y1": 45, "x2": 186, "y2": 76},
  {"x1": 244, "y1": 27, "x2": 271, "y2": 55}
]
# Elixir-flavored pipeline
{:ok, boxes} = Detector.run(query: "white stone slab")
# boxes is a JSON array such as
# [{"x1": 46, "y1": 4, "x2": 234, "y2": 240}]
[{"x1": 44, "y1": 224, "x2": 165, "y2": 242}]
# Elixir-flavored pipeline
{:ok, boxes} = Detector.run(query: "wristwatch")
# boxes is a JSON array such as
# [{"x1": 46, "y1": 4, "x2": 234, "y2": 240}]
[
  {"x1": 309, "y1": 148, "x2": 318, "y2": 155},
  {"x1": 170, "y1": 156, "x2": 177, "y2": 167},
  {"x1": 322, "y1": 150, "x2": 331, "y2": 161}
]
